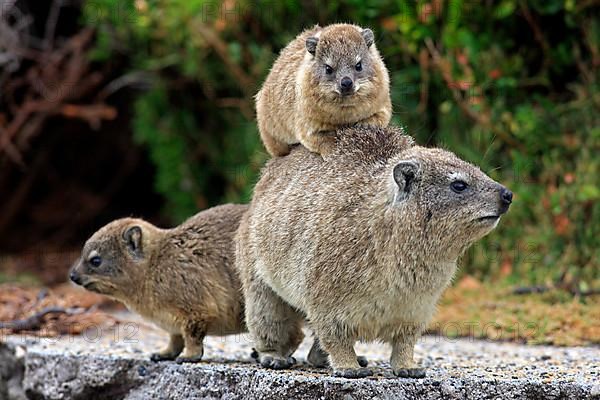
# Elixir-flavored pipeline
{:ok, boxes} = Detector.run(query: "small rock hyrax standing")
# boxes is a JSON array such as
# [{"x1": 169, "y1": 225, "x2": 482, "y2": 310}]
[
  {"x1": 236, "y1": 126, "x2": 513, "y2": 378},
  {"x1": 255, "y1": 23, "x2": 392, "y2": 156},
  {"x1": 70, "y1": 204, "x2": 248, "y2": 363}
]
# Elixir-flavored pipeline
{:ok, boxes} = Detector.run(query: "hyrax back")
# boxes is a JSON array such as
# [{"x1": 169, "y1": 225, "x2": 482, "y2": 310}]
[
  {"x1": 70, "y1": 204, "x2": 248, "y2": 363},
  {"x1": 256, "y1": 24, "x2": 392, "y2": 157},
  {"x1": 237, "y1": 126, "x2": 512, "y2": 378}
]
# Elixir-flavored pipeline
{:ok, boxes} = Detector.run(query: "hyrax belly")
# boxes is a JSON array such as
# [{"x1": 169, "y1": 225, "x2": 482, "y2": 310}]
[{"x1": 339, "y1": 290, "x2": 441, "y2": 341}]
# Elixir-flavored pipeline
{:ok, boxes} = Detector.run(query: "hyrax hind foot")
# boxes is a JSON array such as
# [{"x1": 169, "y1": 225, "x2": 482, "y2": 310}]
[
  {"x1": 150, "y1": 353, "x2": 177, "y2": 362},
  {"x1": 333, "y1": 367, "x2": 373, "y2": 379},
  {"x1": 150, "y1": 352, "x2": 179, "y2": 362},
  {"x1": 150, "y1": 334, "x2": 184, "y2": 362},
  {"x1": 393, "y1": 367, "x2": 426, "y2": 379},
  {"x1": 175, "y1": 321, "x2": 206, "y2": 363},
  {"x1": 175, "y1": 345, "x2": 204, "y2": 364},
  {"x1": 174, "y1": 339, "x2": 204, "y2": 363}
]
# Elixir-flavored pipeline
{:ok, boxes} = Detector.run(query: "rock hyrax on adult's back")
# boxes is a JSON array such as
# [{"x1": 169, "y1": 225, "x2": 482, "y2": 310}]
[
  {"x1": 236, "y1": 126, "x2": 513, "y2": 378},
  {"x1": 70, "y1": 204, "x2": 248, "y2": 363},
  {"x1": 255, "y1": 23, "x2": 392, "y2": 156}
]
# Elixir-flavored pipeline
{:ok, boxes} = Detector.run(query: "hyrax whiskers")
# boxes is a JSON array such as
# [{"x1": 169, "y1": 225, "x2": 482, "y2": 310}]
[
  {"x1": 236, "y1": 125, "x2": 513, "y2": 378},
  {"x1": 70, "y1": 204, "x2": 248, "y2": 363},
  {"x1": 255, "y1": 23, "x2": 392, "y2": 156}
]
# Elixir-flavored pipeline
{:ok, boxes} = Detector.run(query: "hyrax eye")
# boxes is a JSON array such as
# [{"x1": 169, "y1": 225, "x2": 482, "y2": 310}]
[
  {"x1": 451, "y1": 181, "x2": 468, "y2": 193},
  {"x1": 355, "y1": 61, "x2": 362, "y2": 71},
  {"x1": 89, "y1": 255, "x2": 102, "y2": 267},
  {"x1": 325, "y1": 64, "x2": 334, "y2": 74}
]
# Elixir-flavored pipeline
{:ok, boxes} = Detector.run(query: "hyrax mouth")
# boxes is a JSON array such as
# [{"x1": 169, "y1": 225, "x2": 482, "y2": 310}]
[
  {"x1": 333, "y1": 90, "x2": 355, "y2": 98},
  {"x1": 82, "y1": 281, "x2": 100, "y2": 292},
  {"x1": 476, "y1": 215, "x2": 500, "y2": 223}
]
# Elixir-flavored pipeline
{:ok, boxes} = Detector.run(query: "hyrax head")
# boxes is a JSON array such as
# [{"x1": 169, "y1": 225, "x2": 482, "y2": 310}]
[
  {"x1": 386, "y1": 147, "x2": 512, "y2": 260},
  {"x1": 69, "y1": 218, "x2": 153, "y2": 299},
  {"x1": 305, "y1": 24, "x2": 377, "y2": 100}
]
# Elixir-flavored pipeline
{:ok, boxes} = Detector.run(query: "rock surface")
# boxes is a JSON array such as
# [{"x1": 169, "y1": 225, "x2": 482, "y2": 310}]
[
  {"x1": 1, "y1": 317, "x2": 599, "y2": 399},
  {"x1": 0, "y1": 342, "x2": 26, "y2": 400}
]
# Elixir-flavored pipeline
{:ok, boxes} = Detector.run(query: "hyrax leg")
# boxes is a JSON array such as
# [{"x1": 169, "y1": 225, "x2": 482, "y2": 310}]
[
  {"x1": 297, "y1": 128, "x2": 336, "y2": 156},
  {"x1": 259, "y1": 126, "x2": 292, "y2": 157},
  {"x1": 316, "y1": 324, "x2": 373, "y2": 378},
  {"x1": 176, "y1": 320, "x2": 207, "y2": 363},
  {"x1": 307, "y1": 337, "x2": 368, "y2": 369},
  {"x1": 306, "y1": 337, "x2": 329, "y2": 368},
  {"x1": 150, "y1": 334, "x2": 184, "y2": 362},
  {"x1": 390, "y1": 325, "x2": 426, "y2": 378},
  {"x1": 357, "y1": 108, "x2": 392, "y2": 127},
  {"x1": 245, "y1": 275, "x2": 304, "y2": 369}
]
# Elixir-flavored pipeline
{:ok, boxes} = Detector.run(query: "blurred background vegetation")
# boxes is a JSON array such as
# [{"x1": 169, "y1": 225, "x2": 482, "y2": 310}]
[{"x1": 0, "y1": 0, "x2": 598, "y2": 292}]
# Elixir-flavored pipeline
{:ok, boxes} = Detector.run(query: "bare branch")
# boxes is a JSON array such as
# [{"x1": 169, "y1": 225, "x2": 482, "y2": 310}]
[{"x1": 0, "y1": 306, "x2": 85, "y2": 332}]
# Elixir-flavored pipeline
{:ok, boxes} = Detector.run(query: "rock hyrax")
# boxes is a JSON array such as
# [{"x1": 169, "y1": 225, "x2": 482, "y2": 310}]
[
  {"x1": 236, "y1": 126, "x2": 513, "y2": 378},
  {"x1": 70, "y1": 204, "x2": 248, "y2": 363},
  {"x1": 255, "y1": 23, "x2": 392, "y2": 156}
]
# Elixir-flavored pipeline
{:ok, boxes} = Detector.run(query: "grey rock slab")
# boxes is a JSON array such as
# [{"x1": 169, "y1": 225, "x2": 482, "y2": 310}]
[
  {"x1": 1, "y1": 315, "x2": 598, "y2": 399},
  {"x1": 0, "y1": 341, "x2": 26, "y2": 400}
]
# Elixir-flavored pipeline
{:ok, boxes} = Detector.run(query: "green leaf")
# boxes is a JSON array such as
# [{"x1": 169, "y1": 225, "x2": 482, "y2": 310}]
[
  {"x1": 494, "y1": 0, "x2": 516, "y2": 19},
  {"x1": 578, "y1": 185, "x2": 600, "y2": 202}
]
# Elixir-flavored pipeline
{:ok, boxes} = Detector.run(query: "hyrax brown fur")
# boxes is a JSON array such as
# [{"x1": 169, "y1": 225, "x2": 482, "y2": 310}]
[
  {"x1": 255, "y1": 23, "x2": 392, "y2": 157},
  {"x1": 70, "y1": 204, "x2": 248, "y2": 363},
  {"x1": 236, "y1": 126, "x2": 513, "y2": 378}
]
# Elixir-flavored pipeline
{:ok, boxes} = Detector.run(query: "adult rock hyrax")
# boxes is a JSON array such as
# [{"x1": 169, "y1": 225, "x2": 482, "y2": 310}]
[
  {"x1": 236, "y1": 125, "x2": 513, "y2": 378},
  {"x1": 255, "y1": 23, "x2": 392, "y2": 157},
  {"x1": 70, "y1": 204, "x2": 248, "y2": 363}
]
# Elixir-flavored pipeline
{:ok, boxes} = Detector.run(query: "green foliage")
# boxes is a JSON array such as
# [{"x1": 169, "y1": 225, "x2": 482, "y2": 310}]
[
  {"x1": 83, "y1": 0, "x2": 599, "y2": 284},
  {"x1": 85, "y1": 0, "x2": 268, "y2": 219},
  {"x1": 132, "y1": 85, "x2": 199, "y2": 221}
]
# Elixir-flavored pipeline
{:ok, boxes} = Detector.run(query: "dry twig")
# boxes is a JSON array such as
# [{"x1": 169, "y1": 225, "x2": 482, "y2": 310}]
[
  {"x1": 0, "y1": 306, "x2": 85, "y2": 332},
  {"x1": 0, "y1": 3, "x2": 117, "y2": 163}
]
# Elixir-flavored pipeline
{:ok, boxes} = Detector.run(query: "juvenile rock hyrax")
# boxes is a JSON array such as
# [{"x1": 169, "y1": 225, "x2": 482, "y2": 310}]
[
  {"x1": 236, "y1": 125, "x2": 513, "y2": 378},
  {"x1": 70, "y1": 204, "x2": 248, "y2": 363},
  {"x1": 255, "y1": 23, "x2": 392, "y2": 156}
]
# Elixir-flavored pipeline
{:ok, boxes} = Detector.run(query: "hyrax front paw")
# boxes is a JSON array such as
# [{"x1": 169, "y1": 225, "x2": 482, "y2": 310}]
[
  {"x1": 150, "y1": 352, "x2": 179, "y2": 362},
  {"x1": 393, "y1": 367, "x2": 426, "y2": 378},
  {"x1": 307, "y1": 355, "x2": 369, "y2": 368},
  {"x1": 175, "y1": 355, "x2": 204, "y2": 364},
  {"x1": 332, "y1": 367, "x2": 373, "y2": 379},
  {"x1": 357, "y1": 356, "x2": 368, "y2": 368},
  {"x1": 257, "y1": 353, "x2": 296, "y2": 370},
  {"x1": 306, "y1": 338, "x2": 368, "y2": 368},
  {"x1": 315, "y1": 135, "x2": 336, "y2": 157},
  {"x1": 302, "y1": 130, "x2": 336, "y2": 157}
]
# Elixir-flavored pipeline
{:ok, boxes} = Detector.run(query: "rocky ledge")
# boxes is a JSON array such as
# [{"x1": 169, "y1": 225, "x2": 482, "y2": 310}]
[{"x1": 1, "y1": 318, "x2": 599, "y2": 400}]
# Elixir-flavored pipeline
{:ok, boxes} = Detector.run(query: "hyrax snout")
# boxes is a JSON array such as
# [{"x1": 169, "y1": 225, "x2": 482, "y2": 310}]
[
  {"x1": 255, "y1": 23, "x2": 392, "y2": 157},
  {"x1": 70, "y1": 204, "x2": 248, "y2": 363},
  {"x1": 236, "y1": 125, "x2": 511, "y2": 378}
]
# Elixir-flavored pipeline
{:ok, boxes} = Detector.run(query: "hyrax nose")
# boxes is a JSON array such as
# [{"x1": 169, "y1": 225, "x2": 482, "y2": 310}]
[
  {"x1": 501, "y1": 188, "x2": 513, "y2": 205},
  {"x1": 340, "y1": 77, "x2": 353, "y2": 93},
  {"x1": 70, "y1": 270, "x2": 82, "y2": 285},
  {"x1": 499, "y1": 187, "x2": 513, "y2": 213}
]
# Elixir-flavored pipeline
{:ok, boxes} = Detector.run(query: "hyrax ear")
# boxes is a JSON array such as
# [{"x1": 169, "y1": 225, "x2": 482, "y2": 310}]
[
  {"x1": 393, "y1": 160, "x2": 420, "y2": 200},
  {"x1": 361, "y1": 28, "x2": 374, "y2": 47},
  {"x1": 306, "y1": 36, "x2": 319, "y2": 55},
  {"x1": 123, "y1": 225, "x2": 143, "y2": 257}
]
